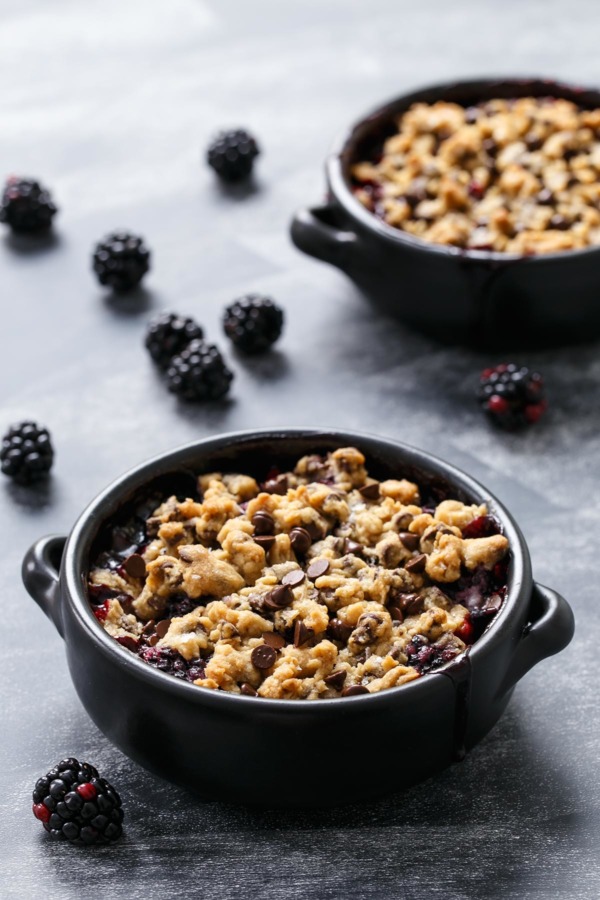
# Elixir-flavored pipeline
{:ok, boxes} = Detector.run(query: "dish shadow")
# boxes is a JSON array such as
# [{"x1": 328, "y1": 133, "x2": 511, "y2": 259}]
[{"x1": 41, "y1": 699, "x2": 592, "y2": 899}]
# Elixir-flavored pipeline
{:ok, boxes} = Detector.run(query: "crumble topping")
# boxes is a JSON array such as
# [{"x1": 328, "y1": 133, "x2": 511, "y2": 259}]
[
  {"x1": 88, "y1": 447, "x2": 509, "y2": 699},
  {"x1": 351, "y1": 97, "x2": 600, "y2": 254}
]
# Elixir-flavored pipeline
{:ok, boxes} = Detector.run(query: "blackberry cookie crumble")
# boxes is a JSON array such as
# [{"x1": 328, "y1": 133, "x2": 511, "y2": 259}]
[
  {"x1": 352, "y1": 97, "x2": 600, "y2": 254},
  {"x1": 88, "y1": 448, "x2": 509, "y2": 699}
]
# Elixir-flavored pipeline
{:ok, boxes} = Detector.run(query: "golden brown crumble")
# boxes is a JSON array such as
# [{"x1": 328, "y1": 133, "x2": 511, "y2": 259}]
[
  {"x1": 89, "y1": 447, "x2": 509, "y2": 699},
  {"x1": 352, "y1": 97, "x2": 600, "y2": 254}
]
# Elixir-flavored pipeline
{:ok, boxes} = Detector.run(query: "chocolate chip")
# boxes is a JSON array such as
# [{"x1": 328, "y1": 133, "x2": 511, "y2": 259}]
[
  {"x1": 550, "y1": 213, "x2": 570, "y2": 230},
  {"x1": 398, "y1": 531, "x2": 419, "y2": 551},
  {"x1": 305, "y1": 521, "x2": 325, "y2": 541},
  {"x1": 393, "y1": 512, "x2": 414, "y2": 531},
  {"x1": 142, "y1": 620, "x2": 156, "y2": 635},
  {"x1": 252, "y1": 511, "x2": 275, "y2": 535},
  {"x1": 388, "y1": 606, "x2": 404, "y2": 623},
  {"x1": 124, "y1": 554, "x2": 146, "y2": 579},
  {"x1": 289, "y1": 526, "x2": 311, "y2": 555},
  {"x1": 328, "y1": 618, "x2": 353, "y2": 643},
  {"x1": 482, "y1": 137, "x2": 498, "y2": 156},
  {"x1": 282, "y1": 569, "x2": 305, "y2": 587},
  {"x1": 395, "y1": 592, "x2": 422, "y2": 616},
  {"x1": 405, "y1": 553, "x2": 427, "y2": 574},
  {"x1": 537, "y1": 188, "x2": 554, "y2": 206},
  {"x1": 359, "y1": 481, "x2": 380, "y2": 501},
  {"x1": 155, "y1": 618, "x2": 172, "y2": 639},
  {"x1": 293, "y1": 620, "x2": 314, "y2": 648},
  {"x1": 240, "y1": 683, "x2": 258, "y2": 696},
  {"x1": 324, "y1": 670, "x2": 347, "y2": 690},
  {"x1": 251, "y1": 644, "x2": 277, "y2": 670},
  {"x1": 263, "y1": 584, "x2": 295, "y2": 611},
  {"x1": 254, "y1": 535, "x2": 276, "y2": 551},
  {"x1": 263, "y1": 475, "x2": 288, "y2": 495},
  {"x1": 464, "y1": 106, "x2": 481, "y2": 124},
  {"x1": 344, "y1": 538, "x2": 363, "y2": 555},
  {"x1": 147, "y1": 633, "x2": 160, "y2": 647},
  {"x1": 262, "y1": 631, "x2": 286, "y2": 650},
  {"x1": 524, "y1": 132, "x2": 543, "y2": 151},
  {"x1": 342, "y1": 685, "x2": 369, "y2": 697},
  {"x1": 307, "y1": 559, "x2": 330, "y2": 580}
]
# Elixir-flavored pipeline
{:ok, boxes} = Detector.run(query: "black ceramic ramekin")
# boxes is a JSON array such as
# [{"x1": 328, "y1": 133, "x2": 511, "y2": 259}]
[
  {"x1": 23, "y1": 429, "x2": 574, "y2": 807},
  {"x1": 291, "y1": 77, "x2": 600, "y2": 348}
]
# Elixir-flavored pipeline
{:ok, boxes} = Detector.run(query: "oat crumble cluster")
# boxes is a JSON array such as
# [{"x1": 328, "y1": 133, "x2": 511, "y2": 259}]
[
  {"x1": 352, "y1": 97, "x2": 600, "y2": 254},
  {"x1": 88, "y1": 448, "x2": 509, "y2": 699}
]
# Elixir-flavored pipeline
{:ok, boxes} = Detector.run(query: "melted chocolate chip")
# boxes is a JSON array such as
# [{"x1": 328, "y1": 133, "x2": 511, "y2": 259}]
[
  {"x1": 252, "y1": 511, "x2": 275, "y2": 535},
  {"x1": 240, "y1": 683, "x2": 258, "y2": 696},
  {"x1": 405, "y1": 553, "x2": 427, "y2": 574},
  {"x1": 342, "y1": 685, "x2": 369, "y2": 697},
  {"x1": 324, "y1": 670, "x2": 347, "y2": 691},
  {"x1": 282, "y1": 569, "x2": 305, "y2": 587},
  {"x1": 328, "y1": 618, "x2": 353, "y2": 643},
  {"x1": 344, "y1": 538, "x2": 363, "y2": 555},
  {"x1": 307, "y1": 559, "x2": 330, "y2": 580},
  {"x1": 359, "y1": 481, "x2": 380, "y2": 501},
  {"x1": 155, "y1": 618, "x2": 172, "y2": 639},
  {"x1": 304, "y1": 521, "x2": 325, "y2": 541},
  {"x1": 263, "y1": 475, "x2": 288, "y2": 495},
  {"x1": 263, "y1": 584, "x2": 295, "y2": 611},
  {"x1": 398, "y1": 531, "x2": 419, "y2": 551},
  {"x1": 293, "y1": 620, "x2": 314, "y2": 648},
  {"x1": 262, "y1": 631, "x2": 286, "y2": 650},
  {"x1": 124, "y1": 554, "x2": 146, "y2": 579},
  {"x1": 388, "y1": 605, "x2": 404, "y2": 623},
  {"x1": 251, "y1": 644, "x2": 277, "y2": 670},
  {"x1": 394, "y1": 592, "x2": 422, "y2": 616},
  {"x1": 289, "y1": 526, "x2": 311, "y2": 555},
  {"x1": 254, "y1": 535, "x2": 276, "y2": 551}
]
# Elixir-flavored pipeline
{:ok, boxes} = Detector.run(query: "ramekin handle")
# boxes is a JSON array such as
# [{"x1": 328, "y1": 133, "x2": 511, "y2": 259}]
[
  {"x1": 290, "y1": 203, "x2": 358, "y2": 270},
  {"x1": 22, "y1": 535, "x2": 67, "y2": 638},
  {"x1": 499, "y1": 582, "x2": 574, "y2": 695}
]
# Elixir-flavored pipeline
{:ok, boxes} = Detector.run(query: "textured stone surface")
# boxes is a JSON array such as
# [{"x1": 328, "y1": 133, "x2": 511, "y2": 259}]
[{"x1": 1, "y1": 1, "x2": 599, "y2": 897}]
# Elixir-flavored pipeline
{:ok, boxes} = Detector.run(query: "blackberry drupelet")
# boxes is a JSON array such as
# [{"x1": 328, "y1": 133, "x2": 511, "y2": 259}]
[
  {"x1": 166, "y1": 339, "x2": 233, "y2": 401},
  {"x1": 0, "y1": 176, "x2": 57, "y2": 233},
  {"x1": 207, "y1": 129, "x2": 260, "y2": 182},
  {"x1": 32, "y1": 758, "x2": 123, "y2": 845},
  {"x1": 478, "y1": 364, "x2": 547, "y2": 429},
  {"x1": 145, "y1": 312, "x2": 204, "y2": 369},
  {"x1": 1, "y1": 421, "x2": 54, "y2": 484},
  {"x1": 92, "y1": 231, "x2": 150, "y2": 292},
  {"x1": 223, "y1": 294, "x2": 284, "y2": 354}
]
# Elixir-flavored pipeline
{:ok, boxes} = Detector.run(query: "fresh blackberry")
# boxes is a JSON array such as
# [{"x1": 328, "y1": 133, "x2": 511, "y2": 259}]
[
  {"x1": 138, "y1": 646, "x2": 205, "y2": 681},
  {"x1": 166, "y1": 339, "x2": 233, "y2": 402},
  {"x1": 223, "y1": 294, "x2": 284, "y2": 354},
  {"x1": 145, "y1": 312, "x2": 204, "y2": 369},
  {"x1": 207, "y1": 129, "x2": 260, "y2": 182},
  {"x1": 1, "y1": 421, "x2": 54, "y2": 484},
  {"x1": 477, "y1": 364, "x2": 547, "y2": 429},
  {"x1": 32, "y1": 758, "x2": 123, "y2": 845},
  {"x1": 92, "y1": 231, "x2": 150, "y2": 292},
  {"x1": 0, "y1": 176, "x2": 57, "y2": 233}
]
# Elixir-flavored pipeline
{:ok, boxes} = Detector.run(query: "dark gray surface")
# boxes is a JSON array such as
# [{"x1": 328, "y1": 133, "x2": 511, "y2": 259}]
[{"x1": 1, "y1": 1, "x2": 599, "y2": 897}]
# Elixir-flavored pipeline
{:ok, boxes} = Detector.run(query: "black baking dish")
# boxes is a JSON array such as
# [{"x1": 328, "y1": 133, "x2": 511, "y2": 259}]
[
  {"x1": 22, "y1": 428, "x2": 574, "y2": 807},
  {"x1": 291, "y1": 77, "x2": 600, "y2": 348}
]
